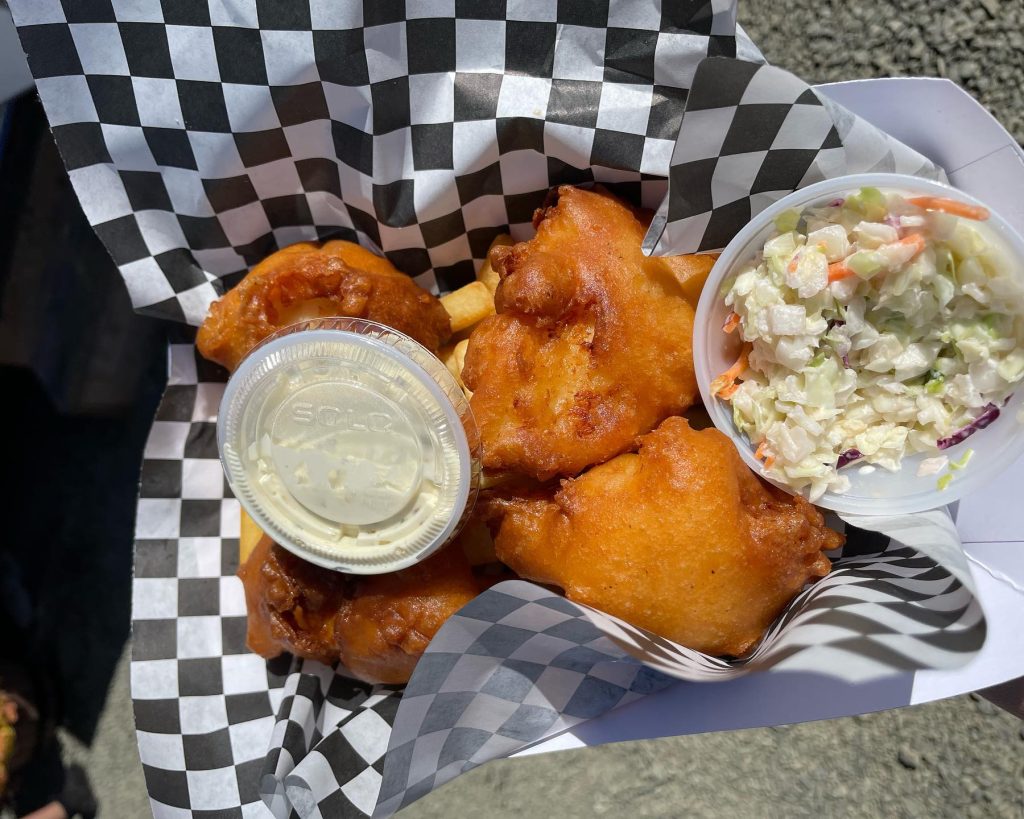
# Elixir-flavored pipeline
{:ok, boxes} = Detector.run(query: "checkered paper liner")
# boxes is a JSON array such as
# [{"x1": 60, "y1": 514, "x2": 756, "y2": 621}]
[
  {"x1": 7, "y1": 1, "x2": 985, "y2": 816},
  {"x1": 643, "y1": 57, "x2": 946, "y2": 255},
  {"x1": 130, "y1": 345, "x2": 985, "y2": 818},
  {"x1": 8, "y1": 0, "x2": 760, "y2": 326}
]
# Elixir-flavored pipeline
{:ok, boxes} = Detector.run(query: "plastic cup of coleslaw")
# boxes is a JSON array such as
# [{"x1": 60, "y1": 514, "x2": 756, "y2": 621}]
[
  {"x1": 217, "y1": 318, "x2": 479, "y2": 573},
  {"x1": 694, "y1": 172, "x2": 1024, "y2": 514}
]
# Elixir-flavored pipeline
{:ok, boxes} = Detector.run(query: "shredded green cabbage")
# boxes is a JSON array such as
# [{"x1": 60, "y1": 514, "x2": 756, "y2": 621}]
[
  {"x1": 774, "y1": 209, "x2": 800, "y2": 233},
  {"x1": 724, "y1": 188, "x2": 1024, "y2": 501}
]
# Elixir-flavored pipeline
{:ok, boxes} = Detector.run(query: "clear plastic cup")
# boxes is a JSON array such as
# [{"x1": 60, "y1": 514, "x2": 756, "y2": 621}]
[
  {"x1": 694, "y1": 173, "x2": 1024, "y2": 515},
  {"x1": 217, "y1": 318, "x2": 479, "y2": 572}
]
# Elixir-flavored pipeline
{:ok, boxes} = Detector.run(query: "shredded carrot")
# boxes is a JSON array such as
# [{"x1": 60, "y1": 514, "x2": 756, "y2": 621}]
[
  {"x1": 718, "y1": 382, "x2": 740, "y2": 400},
  {"x1": 908, "y1": 196, "x2": 990, "y2": 221},
  {"x1": 830, "y1": 234, "x2": 923, "y2": 285},
  {"x1": 897, "y1": 233, "x2": 926, "y2": 256},
  {"x1": 827, "y1": 261, "x2": 854, "y2": 283},
  {"x1": 722, "y1": 311, "x2": 741, "y2": 334},
  {"x1": 710, "y1": 347, "x2": 749, "y2": 397},
  {"x1": 753, "y1": 441, "x2": 776, "y2": 469},
  {"x1": 787, "y1": 256, "x2": 799, "y2": 273}
]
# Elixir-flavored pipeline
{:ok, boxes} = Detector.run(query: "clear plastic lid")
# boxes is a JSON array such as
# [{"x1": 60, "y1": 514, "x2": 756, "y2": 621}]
[{"x1": 217, "y1": 318, "x2": 479, "y2": 573}]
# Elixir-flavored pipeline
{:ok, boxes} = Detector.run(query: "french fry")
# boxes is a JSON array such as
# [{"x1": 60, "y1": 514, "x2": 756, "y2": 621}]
[
  {"x1": 451, "y1": 339, "x2": 469, "y2": 380},
  {"x1": 478, "y1": 470, "x2": 531, "y2": 490},
  {"x1": 478, "y1": 472, "x2": 507, "y2": 490},
  {"x1": 239, "y1": 509, "x2": 267, "y2": 566},
  {"x1": 441, "y1": 280, "x2": 495, "y2": 332},
  {"x1": 477, "y1": 264, "x2": 500, "y2": 294},
  {"x1": 477, "y1": 233, "x2": 514, "y2": 294},
  {"x1": 453, "y1": 339, "x2": 472, "y2": 399},
  {"x1": 661, "y1": 253, "x2": 719, "y2": 308},
  {"x1": 439, "y1": 341, "x2": 466, "y2": 383},
  {"x1": 439, "y1": 339, "x2": 472, "y2": 398},
  {"x1": 439, "y1": 343, "x2": 459, "y2": 381}
]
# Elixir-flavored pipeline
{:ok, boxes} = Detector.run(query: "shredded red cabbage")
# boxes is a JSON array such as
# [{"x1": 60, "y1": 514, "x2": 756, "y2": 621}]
[
  {"x1": 827, "y1": 198, "x2": 845, "y2": 207},
  {"x1": 936, "y1": 403, "x2": 1000, "y2": 450},
  {"x1": 837, "y1": 448, "x2": 863, "y2": 468}
]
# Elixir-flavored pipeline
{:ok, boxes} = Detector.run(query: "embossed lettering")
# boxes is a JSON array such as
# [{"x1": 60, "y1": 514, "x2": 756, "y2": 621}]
[
  {"x1": 291, "y1": 402, "x2": 315, "y2": 425},
  {"x1": 290, "y1": 403, "x2": 394, "y2": 433}
]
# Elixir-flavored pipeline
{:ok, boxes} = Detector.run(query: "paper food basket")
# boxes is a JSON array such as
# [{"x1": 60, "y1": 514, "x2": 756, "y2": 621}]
[{"x1": 7, "y1": 1, "x2": 1024, "y2": 816}]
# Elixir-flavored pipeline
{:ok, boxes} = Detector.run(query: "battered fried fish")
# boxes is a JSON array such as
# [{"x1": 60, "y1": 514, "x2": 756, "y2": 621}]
[
  {"x1": 238, "y1": 537, "x2": 480, "y2": 684},
  {"x1": 238, "y1": 533, "x2": 348, "y2": 666},
  {"x1": 333, "y1": 547, "x2": 482, "y2": 685},
  {"x1": 197, "y1": 240, "x2": 451, "y2": 371},
  {"x1": 487, "y1": 417, "x2": 840, "y2": 657},
  {"x1": 462, "y1": 185, "x2": 714, "y2": 480}
]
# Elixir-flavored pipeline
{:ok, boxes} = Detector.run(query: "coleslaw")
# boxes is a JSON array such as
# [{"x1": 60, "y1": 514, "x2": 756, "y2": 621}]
[{"x1": 717, "y1": 187, "x2": 1024, "y2": 501}]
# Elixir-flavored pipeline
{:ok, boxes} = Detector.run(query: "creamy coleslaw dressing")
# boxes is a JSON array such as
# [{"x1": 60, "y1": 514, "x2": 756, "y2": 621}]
[
  {"x1": 218, "y1": 320, "x2": 477, "y2": 573},
  {"x1": 721, "y1": 187, "x2": 1024, "y2": 501}
]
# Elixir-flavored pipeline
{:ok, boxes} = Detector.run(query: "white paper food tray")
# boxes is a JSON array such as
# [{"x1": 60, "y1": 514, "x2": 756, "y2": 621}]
[{"x1": 519, "y1": 77, "x2": 1024, "y2": 757}]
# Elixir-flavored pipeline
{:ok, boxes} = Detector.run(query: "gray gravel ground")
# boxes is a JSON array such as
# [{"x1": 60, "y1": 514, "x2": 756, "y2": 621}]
[
  {"x1": 23, "y1": 1, "x2": 1024, "y2": 817},
  {"x1": 405, "y1": 695, "x2": 1024, "y2": 819},
  {"x1": 742, "y1": 0, "x2": 1024, "y2": 142}
]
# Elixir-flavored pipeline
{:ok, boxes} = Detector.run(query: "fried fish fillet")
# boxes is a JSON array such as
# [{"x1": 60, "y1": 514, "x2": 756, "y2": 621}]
[
  {"x1": 487, "y1": 417, "x2": 840, "y2": 657},
  {"x1": 238, "y1": 533, "x2": 348, "y2": 666},
  {"x1": 332, "y1": 548, "x2": 483, "y2": 685},
  {"x1": 237, "y1": 537, "x2": 480, "y2": 684},
  {"x1": 197, "y1": 240, "x2": 451, "y2": 371},
  {"x1": 462, "y1": 186, "x2": 713, "y2": 480}
]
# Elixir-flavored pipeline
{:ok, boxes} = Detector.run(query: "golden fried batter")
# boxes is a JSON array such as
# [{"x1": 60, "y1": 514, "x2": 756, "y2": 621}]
[
  {"x1": 197, "y1": 240, "x2": 451, "y2": 371},
  {"x1": 333, "y1": 546, "x2": 481, "y2": 684},
  {"x1": 462, "y1": 186, "x2": 713, "y2": 480},
  {"x1": 238, "y1": 533, "x2": 350, "y2": 666},
  {"x1": 237, "y1": 537, "x2": 480, "y2": 684},
  {"x1": 487, "y1": 417, "x2": 840, "y2": 657}
]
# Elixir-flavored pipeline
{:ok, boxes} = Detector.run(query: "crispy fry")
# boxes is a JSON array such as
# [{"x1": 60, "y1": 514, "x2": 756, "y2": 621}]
[
  {"x1": 239, "y1": 510, "x2": 269, "y2": 566},
  {"x1": 439, "y1": 343, "x2": 460, "y2": 381},
  {"x1": 661, "y1": 252, "x2": 718, "y2": 307},
  {"x1": 439, "y1": 339, "x2": 472, "y2": 399},
  {"x1": 477, "y1": 234, "x2": 514, "y2": 293},
  {"x1": 478, "y1": 472, "x2": 509, "y2": 490},
  {"x1": 477, "y1": 470, "x2": 547, "y2": 492},
  {"x1": 440, "y1": 281, "x2": 496, "y2": 332},
  {"x1": 451, "y1": 339, "x2": 469, "y2": 381},
  {"x1": 477, "y1": 263, "x2": 500, "y2": 294}
]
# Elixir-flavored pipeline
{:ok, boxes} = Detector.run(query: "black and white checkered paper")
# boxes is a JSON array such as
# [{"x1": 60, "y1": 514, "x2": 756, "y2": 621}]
[
  {"x1": 8, "y1": 1, "x2": 988, "y2": 817},
  {"x1": 643, "y1": 57, "x2": 945, "y2": 255},
  {"x1": 129, "y1": 347, "x2": 985, "y2": 819},
  {"x1": 9, "y1": 0, "x2": 760, "y2": 325}
]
